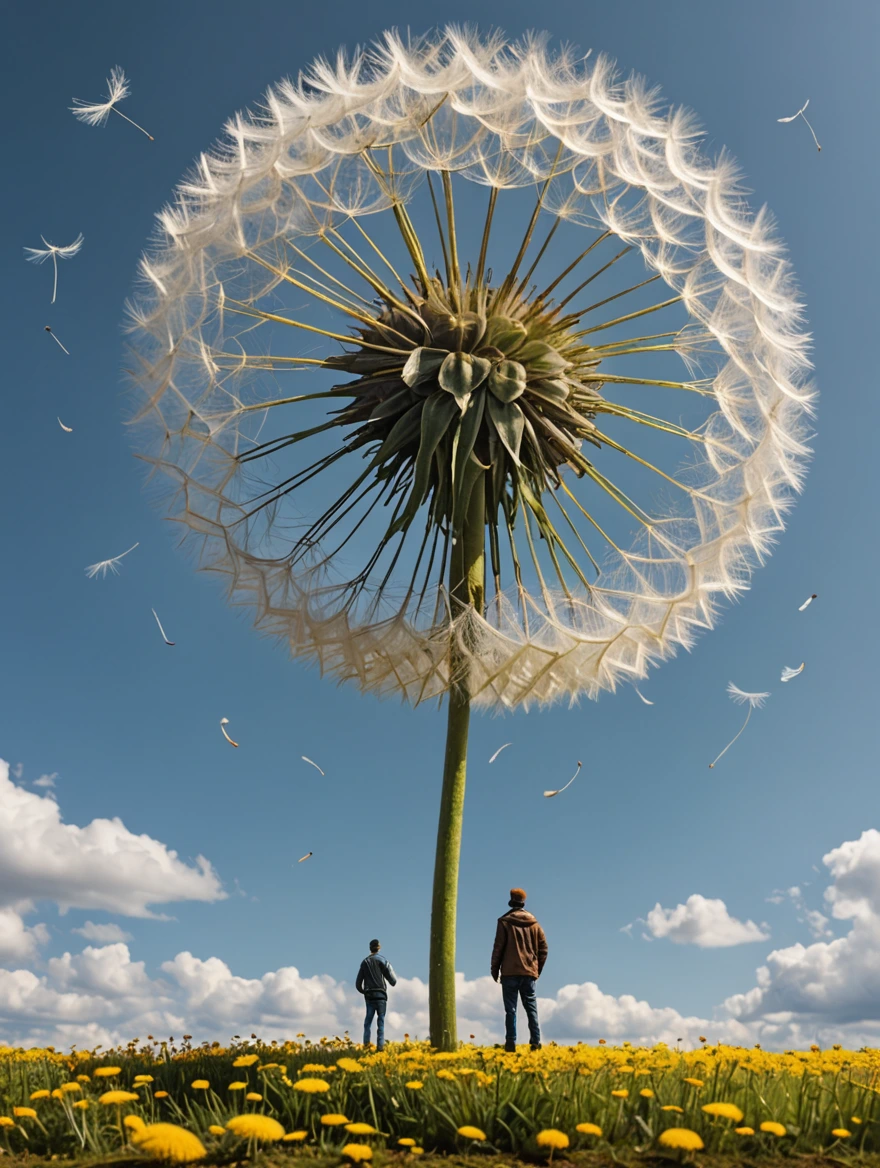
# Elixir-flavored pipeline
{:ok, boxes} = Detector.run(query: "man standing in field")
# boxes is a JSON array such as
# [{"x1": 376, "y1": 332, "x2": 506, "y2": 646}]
[
  {"x1": 356, "y1": 939, "x2": 397, "y2": 1051},
  {"x1": 491, "y1": 887, "x2": 548, "y2": 1052}
]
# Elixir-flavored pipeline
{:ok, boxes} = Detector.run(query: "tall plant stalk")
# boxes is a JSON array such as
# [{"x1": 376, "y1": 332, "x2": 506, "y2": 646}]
[{"x1": 428, "y1": 472, "x2": 486, "y2": 1049}]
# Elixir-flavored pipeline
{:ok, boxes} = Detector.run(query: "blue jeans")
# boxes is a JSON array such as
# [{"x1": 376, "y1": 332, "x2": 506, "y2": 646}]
[
  {"x1": 501, "y1": 975, "x2": 540, "y2": 1047},
  {"x1": 363, "y1": 996, "x2": 387, "y2": 1048}
]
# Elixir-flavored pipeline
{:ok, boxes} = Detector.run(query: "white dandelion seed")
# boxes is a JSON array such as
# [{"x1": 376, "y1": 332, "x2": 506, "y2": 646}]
[
  {"x1": 70, "y1": 66, "x2": 155, "y2": 141},
  {"x1": 151, "y1": 608, "x2": 175, "y2": 646},
  {"x1": 57, "y1": 417, "x2": 73, "y2": 432},
  {"x1": 301, "y1": 755, "x2": 324, "y2": 775},
  {"x1": 24, "y1": 234, "x2": 84, "y2": 304},
  {"x1": 297, "y1": 852, "x2": 313, "y2": 863},
  {"x1": 781, "y1": 662, "x2": 805, "y2": 682},
  {"x1": 489, "y1": 743, "x2": 512, "y2": 764},
  {"x1": 220, "y1": 717, "x2": 239, "y2": 747},
  {"x1": 544, "y1": 760, "x2": 582, "y2": 798},
  {"x1": 634, "y1": 687, "x2": 654, "y2": 706},
  {"x1": 778, "y1": 99, "x2": 821, "y2": 152},
  {"x1": 44, "y1": 326, "x2": 69, "y2": 355},
  {"x1": 85, "y1": 542, "x2": 139, "y2": 579},
  {"x1": 709, "y1": 683, "x2": 771, "y2": 768},
  {"x1": 799, "y1": 593, "x2": 817, "y2": 611}
]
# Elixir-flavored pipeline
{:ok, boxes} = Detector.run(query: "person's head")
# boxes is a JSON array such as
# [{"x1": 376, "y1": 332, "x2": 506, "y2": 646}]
[
  {"x1": 369, "y1": 939, "x2": 381, "y2": 953},
  {"x1": 508, "y1": 887, "x2": 527, "y2": 909}
]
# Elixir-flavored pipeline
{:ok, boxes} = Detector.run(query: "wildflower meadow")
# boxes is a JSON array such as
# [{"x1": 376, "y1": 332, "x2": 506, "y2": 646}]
[{"x1": 3, "y1": 1038, "x2": 880, "y2": 1164}]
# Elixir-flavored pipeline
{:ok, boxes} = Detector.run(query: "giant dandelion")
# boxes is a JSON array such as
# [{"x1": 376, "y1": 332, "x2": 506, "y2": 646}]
[{"x1": 127, "y1": 29, "x2": 814, "y2": 1048}]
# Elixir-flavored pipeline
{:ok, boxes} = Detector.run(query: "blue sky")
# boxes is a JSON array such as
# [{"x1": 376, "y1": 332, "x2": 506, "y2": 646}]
[{"x1": 1, "y1": 0, "x2": 879, "y2": 1048}]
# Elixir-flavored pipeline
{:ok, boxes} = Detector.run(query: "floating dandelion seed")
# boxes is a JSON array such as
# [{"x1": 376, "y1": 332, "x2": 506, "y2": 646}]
[
  {"x1": 301, "y1": 756, "x2": 324, "y2": 775},
  {"x1": 58, "y1": 417, "x2": 73, "y2": 433},
  {"x1": 489, "y1": 743, "x2": 512, "y2": 764},
  {"x1": 24, "y1": 234, "x2": 84, "y2": 304},
  {"x1": 297, "y1": 852, "x2": 313, "y2": 863},
  {"x1": 85, "y1": 542, "x2": 139, "y2": 579},
  {"x1": 220, "y1": 717, "x2": 239, "y2": 748},
  {"x1": 778, "y1": 100, "x2": 821, "y2": 152},
  {"x1": 799, "y1": 593, "x2": 818, "y2": 611},
  {"x1": 126, "y1": 30, "x2": 814, "y2": 1049},
  {"x1": 544, "y1": 761, "x2": 582, "y2": 798},
  {"x1": 781, "y1": 662, "x2": 805, "y2": 682},
  {"x1": 634, "y1": 687, "x2": 654, "y2": 706},
  {"x1": 709, "y1": 683, "x2": 770, "y2": 768},
  {"x1": 44, "y1": 326, "x2": 69, "y2": 355},
  {"x1": 70, "y1": 67, "x2": 154, "y2": 140},
  {"x1": 151, "y1": 609, "x2": 175, "y2": 646}
]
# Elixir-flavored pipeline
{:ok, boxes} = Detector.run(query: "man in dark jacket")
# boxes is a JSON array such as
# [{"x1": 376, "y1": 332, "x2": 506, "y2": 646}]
[
  {"x1": 491, "y1": 887, "x2": 548, "y2": 1052},
  {"x1": 356, "y1": 939, "x2": 397, "y2": 1051}
]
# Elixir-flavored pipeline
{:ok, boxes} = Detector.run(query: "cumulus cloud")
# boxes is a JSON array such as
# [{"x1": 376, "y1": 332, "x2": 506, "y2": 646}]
[
  {"x1": 0, "y1": 758, "x2": 225, "y2": 918},
  {"x1": 0, "y1": 908, "x2": 49, "y2": 963},
  {"x1": 33, "y1": 773, "x2": 57, "y2": 789},
  {"x1": 71, "y1": 922, "x2": 134, "y2": 944},
  {"x1": 640, "y1": 895, "x2": 770, "y2": 948}
]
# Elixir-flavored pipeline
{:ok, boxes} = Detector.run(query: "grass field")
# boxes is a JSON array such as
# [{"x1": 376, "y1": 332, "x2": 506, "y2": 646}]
[{"x1": 2, "y1": 1038, "x2": 880, "y2": 1162}]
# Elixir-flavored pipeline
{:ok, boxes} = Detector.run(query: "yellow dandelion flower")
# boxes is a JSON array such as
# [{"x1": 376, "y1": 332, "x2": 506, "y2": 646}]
[
  {"x1": 702, "y1": 1102, "x2": 744, "y2": 1122},
  {"x1": 246, "y1": 1092, "x2": 263, "y2": 1101},
  {"x1": 658, "y1": 1128, "x2": 704, "y2": 1151},
  {"x1": 301, "y1": 1063, "x2": 336, "y2": 1073},
  {"x1": 124, "y1": 1115, "x2": 147, "y2": 1133},
  {"x1": 337, "y1": 1058, "x2": 362, "y2": 1073},
  {"x1": 100, "y1": 1090, "x2": 140, "y2": 1105},
  {"x1": 346, "y1": 1123, "x2": 378, "y2": 1135},
  {"x1": 283, "y1": 1131, "x2": 309, "y2": 1142},
  {"x1": 232, "y1": 1054, "x2": 260, "y2": 1068},
  {"x1": 226, "y1": 1114, "x2": 285, "y2": 1141},
  {"x1": 73, "y1": 1100, "x2": 89, "y2": 1111},
  {"x1": 611, "y1": 1089, "x2": 629, "y2": 1099},
  {"x1": 342, "y1": 1143, "x2": 373, "y2": 1162},
  {"x1": 228, "y1": 1081, "x2": 248, "y2": 1091},
  {"x1": 61, "y1": 1082, "x2": 82, "y2": 1093},
  {"x1": 759, "y1": 1121, "x2": 787, "y2": 1137},
  {"x1": 832, "y1": 1129, "x2": 851, "y2": 1139},
  {"x1": 640, "y1": 1088, "x2": 654, "y2": 1098},
  {"x1": 76, "y1": 1075, "x2": 91, "y2": 1083},
  {"x1": 321, "y1": 1114, "x2": 350, "y2": 1126},
  {"x1": 294, "y1": 1079, "x2": 330, "y2": 1094},
  {"x1": 29, "y1": 1089, "x2": 50, "y2": 1100},
  {"x1": 536, "y1": 1130, "x2": 569, "y2": 1150},
  {"x1": 661, "y1": 1106, "x2": 684, "y2": 1113},
  {"x1": 0, "y1": 1117, "x2": 15, "y2": 1128},
  {"x1": 576, "y1": 1123, "x2": 603, "y2": 1137},
  {"x1": 13, "y1": 1107, "x2": 37, "y2": 1119},
  {"x1": 437, "y1": 1069, "x2": 456, "y2": 1081},
  {"x1": 683, "y1": 1077, "x2": 704, "y2": 1088},
  {"x1": 735, "y1": 1127, "x2": 755, "y2": 1136},
  {"x1": 208, "y1": 1126, "x2": 226, "y2": 1137},
  {"x1": 398, "y1": 1138, "x2": 417, "y2": 1147},
  {"x1": 132, "y1": 1122, "x2": 207, "y2": 1162},
  {"x1": 191, "y1": 1080, "x2": 210, "y2": 1090},
  {"x1": 51, "y1": 1089, "x2": 64, "y2": 1100},
  {"x1": 134, "y1": 1075, "x2": 154, "y2": 1083},
  {"x1": 406, "y1": 1081, "x2": 424, "y2": 1090},
  {"x1": 94, "y1": 1066, "x2": 122, "y2": 1078},
  {"x1": 155, "y1": 1091, "x2": 169, "y2": 1099},
  {"x1": 852, "y1": 1117, "x2": 863, "y2": 1125},
  {"x1": 411, "y1": 1149, "x2": 424, "y2": 1156},
  {"x1": 457, "y1": 1126, "x2": 487, "y2": 1141}
]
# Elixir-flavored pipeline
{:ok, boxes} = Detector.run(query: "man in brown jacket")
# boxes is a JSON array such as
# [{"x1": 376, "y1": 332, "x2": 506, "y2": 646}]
[{"x1": 491, "y1": 887, "x2": 548, "y2": 1051}]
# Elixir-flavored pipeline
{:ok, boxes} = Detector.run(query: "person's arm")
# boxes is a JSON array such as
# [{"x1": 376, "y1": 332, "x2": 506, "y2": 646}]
[
  {"x1": 383, "y1": 958, "x2": 397, "y2": 987},
  {"x1": 491, "y1": 920, "x2": 506, "y2": 981},
  {"x1": 536, "y1": 926, "x2": 548, "y2": 977},
  {"x1": 355, "y1": 960, "x2": 366, "y2": 995}
]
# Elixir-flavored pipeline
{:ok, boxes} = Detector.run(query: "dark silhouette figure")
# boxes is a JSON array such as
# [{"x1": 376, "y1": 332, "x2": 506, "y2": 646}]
[
  {"x1": 356, "y1": 939, "x2": 397, "y2": 1051},
  {"x1": 491, "y1": 887, "x2": 548, "y2": 1051}
]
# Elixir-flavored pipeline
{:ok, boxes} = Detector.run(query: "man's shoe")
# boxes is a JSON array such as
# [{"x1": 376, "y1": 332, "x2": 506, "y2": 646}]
[
  {"x1": 530, "y1": 1043, "x2": 542, "y2": 1050},
  {"x1": 504, "y1": 1042, "x2": 516, "y2": 1053}
]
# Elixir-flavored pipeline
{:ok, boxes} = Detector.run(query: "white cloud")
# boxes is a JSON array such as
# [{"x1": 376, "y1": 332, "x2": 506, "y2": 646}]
[
  {"x1": 765, "y1": 886, "x2": 831, "y2": 939},
  {"x1": 71, "y1": 922, "x2": 133, "y2": 944},
  {"x1": 0, "y1": 758, "x2": 225, "y2": 918},
  {"x1": 33, "y1": 773, "x2": 57, "y2": 789},
  {"x1": 640, "y1": 894, "x2": 770, "y2": 948},
  {"x1": 0, "y1": 909, "x2": 48, "y2": 963}
]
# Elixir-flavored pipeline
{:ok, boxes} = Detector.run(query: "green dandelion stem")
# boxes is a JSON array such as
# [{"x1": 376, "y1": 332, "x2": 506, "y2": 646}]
[
  {"x1": 428, "y1": 470, "x2": 485, "y2": 1051},
  {"x1": 441, "y1": 171, "x2": 463, "y2": 307},
  {"x1": 573, "y1": 295, "x2": 683, "y2": 338},
  {"x1": 475, "y1": 187, "x2": 498, "y2": 290},
  {"x1": 552, "y1": 245, "x2": 634, "y2": 313},
  {"x1": 525, "y1": 229, "x2": 612, "y2": 316}
]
